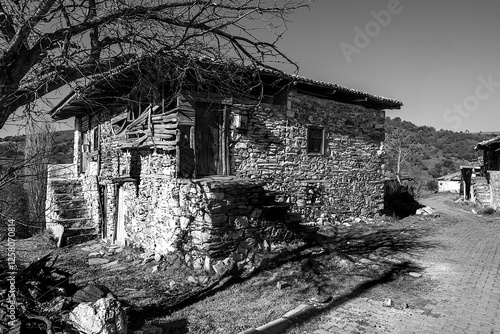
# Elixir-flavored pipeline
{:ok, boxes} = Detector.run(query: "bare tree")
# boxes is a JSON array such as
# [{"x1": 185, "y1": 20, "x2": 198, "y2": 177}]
[
  {"x1": 0, "y1": 0, "x2": 311, "y2": 130},
  {"x1": 24, "y1": 114, "x2": 53, "y2": 228},
  {"x1": 385, "y1": 129, "x2": 422, "y2": 183}
]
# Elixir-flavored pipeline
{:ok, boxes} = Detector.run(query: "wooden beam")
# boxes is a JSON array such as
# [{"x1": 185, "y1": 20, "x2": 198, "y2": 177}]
[{"x1": 180, "y1": 90, "x2": 233, "y2": 105}]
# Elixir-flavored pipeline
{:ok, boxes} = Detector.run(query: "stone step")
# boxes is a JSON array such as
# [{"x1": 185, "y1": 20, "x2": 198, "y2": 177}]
[
  {"x1": 53, "y1": 206, "x2": 88, "y2": 212},
  {"x1": 54, "y1": 211, "x2": 89, "y2": 220},
  {"x1": 64, "y1": 227, "x2": 97, "y2": 236},
  {"x1": 52, "y1": 189, "x2": 84, "y2": 196},
  {"x1": 65, "y1": 233, "x2": 98, "y2": 245},
  {"x1": 49, "y1": 178, "x2": 82, "y2": 183},
  {"x1": 50, "y1": 199, "x2": 86, "y2": 206},
  {"x1": 52, "y1": 192, "x2": 85, "y2": 197},
  {"x1": 49, "y1": 218, "x2": 93, "y2": 227}
]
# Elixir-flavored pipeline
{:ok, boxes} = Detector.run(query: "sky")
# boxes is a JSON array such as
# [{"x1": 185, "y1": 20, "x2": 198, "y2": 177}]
[
  {"x1": 2, "y1": 0, "x2": 500, "y2": 136},
  {"x1": 275, "y1": 0, "x2": 500, "y2": 132}
]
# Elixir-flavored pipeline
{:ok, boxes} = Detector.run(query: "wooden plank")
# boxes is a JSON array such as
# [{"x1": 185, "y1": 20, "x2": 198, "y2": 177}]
[
  {"x1": 152, "y1": 118, "x2": 177, "y2": 124},
  {"x1": 111, "y1": 112, "x2": 128, "y2": 124},
  {"x1": 153, "y1": 133, "x2": 175, "y2": 140},
  {"x1": 152, "y1": 129, "x2": 176, "y2": 136},
  {"x1": 126, "y1": 130, "x2": 146, "y2": 136},
  {"x1": 154, "y1": 139, "x2": 177, "y2": 146},
  {"x1": 132, "y1": 134, "x2": 148, "y2": 146},
  {"x1": 142, "y1": 140, "x2": 176, "y2": 149},
  {"x1": 126, "y1": 104, "x2": 160, "y2": 131},
  {"x1": 180, "y1": 90, "x2": 233, "y2": 105},
  {"x1": 176, "y1": 128, "x2": 181, "y2": 178},
  {"x1": 223, "y1": 106, "x2": 229, "y2": 175},
  {"x1": 178, "y1": 111, "x2": 195, "y2": 125},
  {"x1": 152, "y1": 122, "x2": 177, "y2": 129}
]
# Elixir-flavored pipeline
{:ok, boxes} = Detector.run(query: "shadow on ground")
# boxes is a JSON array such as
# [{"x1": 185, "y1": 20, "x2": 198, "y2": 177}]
[{"x1": 127, "y1": 225, "x2": 440, "y2": 331}]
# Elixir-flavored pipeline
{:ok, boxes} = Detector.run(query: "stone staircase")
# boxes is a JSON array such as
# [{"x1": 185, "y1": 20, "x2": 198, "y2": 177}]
[
  {"x1": 473, "y1": 176, "x2": 491, "y2": 206},
  {"x1": 46, "y1": 178, "x2": 98, "y2": 246}
]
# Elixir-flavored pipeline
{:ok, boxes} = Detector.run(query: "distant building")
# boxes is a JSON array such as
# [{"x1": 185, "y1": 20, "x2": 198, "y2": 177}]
[{"x1": 437, "y1": 172, "x2": 461, "y2": 193}]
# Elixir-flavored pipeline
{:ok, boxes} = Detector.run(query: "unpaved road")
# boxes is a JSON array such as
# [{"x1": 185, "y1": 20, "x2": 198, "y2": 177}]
[{"x1": 299, "y1": 193, "x2": 500, "y2": 334}]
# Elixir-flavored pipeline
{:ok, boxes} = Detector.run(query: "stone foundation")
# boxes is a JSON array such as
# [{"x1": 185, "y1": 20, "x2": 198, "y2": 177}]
[
  {"x1": 120, "y1": 176, "x2": 300, "y2": 269},
  {"x1": 489, "y1": 171, "x2": 500, "y2": 210}
]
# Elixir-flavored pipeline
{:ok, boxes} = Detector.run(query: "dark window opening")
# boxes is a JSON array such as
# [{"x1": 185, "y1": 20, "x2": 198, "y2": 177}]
[
  {"x1": 93, "y1": 126, "x2": 99, "y2": 151},
  {"x1": 307, "y1": 126, "x2": 324, "y2": 154}
]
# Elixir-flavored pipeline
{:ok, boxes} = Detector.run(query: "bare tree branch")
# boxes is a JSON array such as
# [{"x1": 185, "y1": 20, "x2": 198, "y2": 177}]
[{"x1": 0, "y1": 0, "x2": 311, "y2": 129}]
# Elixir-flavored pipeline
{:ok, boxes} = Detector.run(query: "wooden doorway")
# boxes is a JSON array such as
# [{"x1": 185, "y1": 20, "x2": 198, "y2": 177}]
[
  {"x1": 114, "y1": 186, "x2": 127, "y2": 246},
  {"x1": 99, "y1": 185, "x2": 108, "y2": 239},
  {"x1": 195, "y1": 102, "x2": 227, "y2": 176}
]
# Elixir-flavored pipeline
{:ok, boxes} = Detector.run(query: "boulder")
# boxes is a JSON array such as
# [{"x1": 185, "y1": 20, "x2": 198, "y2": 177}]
[{"x1": 69, "y1": 295, "x2": 127, "y2": 334}]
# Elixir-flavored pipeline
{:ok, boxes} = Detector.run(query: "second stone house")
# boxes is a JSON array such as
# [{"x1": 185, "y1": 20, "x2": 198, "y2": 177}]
[{"x1": 475, "y1": 136, "x2": 500, "y2": 209}]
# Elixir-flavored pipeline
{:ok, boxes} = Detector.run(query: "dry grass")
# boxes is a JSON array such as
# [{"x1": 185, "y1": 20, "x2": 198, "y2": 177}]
[{"x1": 1, "y1": 213, "x2": 443, "y2": 334}]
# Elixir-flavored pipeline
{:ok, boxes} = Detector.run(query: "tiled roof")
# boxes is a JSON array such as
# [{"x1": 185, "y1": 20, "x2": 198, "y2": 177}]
[
  {"x1": 437, "y1": 172, "x2": 461, "y2": 181},
  {"x1": 475, "y1": 136, "x2": 500, "y2": 150},
  {"x1": 51, "y1": 54, "x2": 403, "y2": 119},
  {"x1": 259, "y1": 68, "x2": 403, "y2": 106}
]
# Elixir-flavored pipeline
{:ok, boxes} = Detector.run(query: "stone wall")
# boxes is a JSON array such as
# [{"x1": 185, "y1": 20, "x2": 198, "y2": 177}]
[
  {"x1": 489, "y1": 171, "x2": 500, "y2": 210},
  {"x1": 438, "y1": 180, "x2": 461, "y2": 193},
  {"x1": 230, "y1": 90, "x2": 386, "y2": 222},
  {"x1": 119, "y1": 175, "x2": 298, "y2": 268}
]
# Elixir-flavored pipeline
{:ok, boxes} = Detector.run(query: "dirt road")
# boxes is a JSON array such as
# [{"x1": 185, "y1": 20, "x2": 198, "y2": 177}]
[{"x1": 299, "y1": 193, "x2": 500, "y2": 334}]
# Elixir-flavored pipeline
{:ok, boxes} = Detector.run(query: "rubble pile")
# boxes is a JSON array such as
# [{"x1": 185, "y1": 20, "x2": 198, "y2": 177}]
[{"x1": 0, "y1": 254, "x2": 125, "y2": 334}]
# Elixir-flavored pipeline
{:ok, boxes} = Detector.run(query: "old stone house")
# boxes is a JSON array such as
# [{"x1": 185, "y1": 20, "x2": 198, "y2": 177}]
[
  {"x1": 437, "y1": 172, "x2": 461, "y2": 194},
  {"x1": 475, "y1": 136, "x2": 500, "y2": 209},
  {"x1": 46, "y1": 56, "x2": 402, "y2": 268}
]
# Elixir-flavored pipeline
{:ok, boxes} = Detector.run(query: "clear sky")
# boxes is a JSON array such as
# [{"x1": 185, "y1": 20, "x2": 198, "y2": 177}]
[
  {"x1": 2, "y1": 0, "x2": 499, "y2": 136},
  {"x1": 276, "y1": 0, "x2": 500, "y2": 132}
]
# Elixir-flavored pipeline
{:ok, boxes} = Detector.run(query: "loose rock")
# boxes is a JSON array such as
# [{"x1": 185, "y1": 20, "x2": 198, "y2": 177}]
[
  {"x1": 408, "y1": 272, "x2": 422, "y2": 278},
  {"x1": 69, "y1": 295, "x2": 127, "y2": 334},
  {"x1": 276, "y1": 281, "x2": 290, "y2": 289}
]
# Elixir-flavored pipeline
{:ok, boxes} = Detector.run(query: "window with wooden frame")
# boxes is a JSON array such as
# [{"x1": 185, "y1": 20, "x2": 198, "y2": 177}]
[{"x1": 307, "y1": 125, "x2": 325, "y2": 154}]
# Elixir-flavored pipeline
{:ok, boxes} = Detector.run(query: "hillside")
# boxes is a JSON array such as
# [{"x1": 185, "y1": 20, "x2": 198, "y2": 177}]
[
  {"x1": 0, "y1": 129, "x2": 74, "y2": 164},
  {"x1": 385, "y1": 117, "x2": 496, "y2": 193}
]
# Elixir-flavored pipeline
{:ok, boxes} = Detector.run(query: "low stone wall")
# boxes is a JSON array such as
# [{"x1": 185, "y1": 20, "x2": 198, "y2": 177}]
[
  {"x1": 489, "y1": 171, "x2": 500, "y2": 210},
  {"x1": 121, "y1": 176, "x2": 300, "y2": 269}
]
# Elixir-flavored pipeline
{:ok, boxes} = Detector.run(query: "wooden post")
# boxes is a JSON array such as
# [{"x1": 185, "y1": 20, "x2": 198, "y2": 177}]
[
  {"x1": 222, "y1": 105, "x2": 228, "y2": 175},
  {"x1": 175, "y1": 128, "x2": 181, "y2": 178}
]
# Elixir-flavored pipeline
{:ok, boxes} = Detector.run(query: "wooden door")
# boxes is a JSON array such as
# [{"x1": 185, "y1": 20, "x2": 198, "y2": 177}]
[
  {"x1": 99, "y1": 185, "x2": 108, "y2": 239},
  {"x1": 114, "y1": 186, "x2": 126, "y2": 246},
  {"x1": 195, "y1": 103, "x2": 226, "y2": 176}
]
